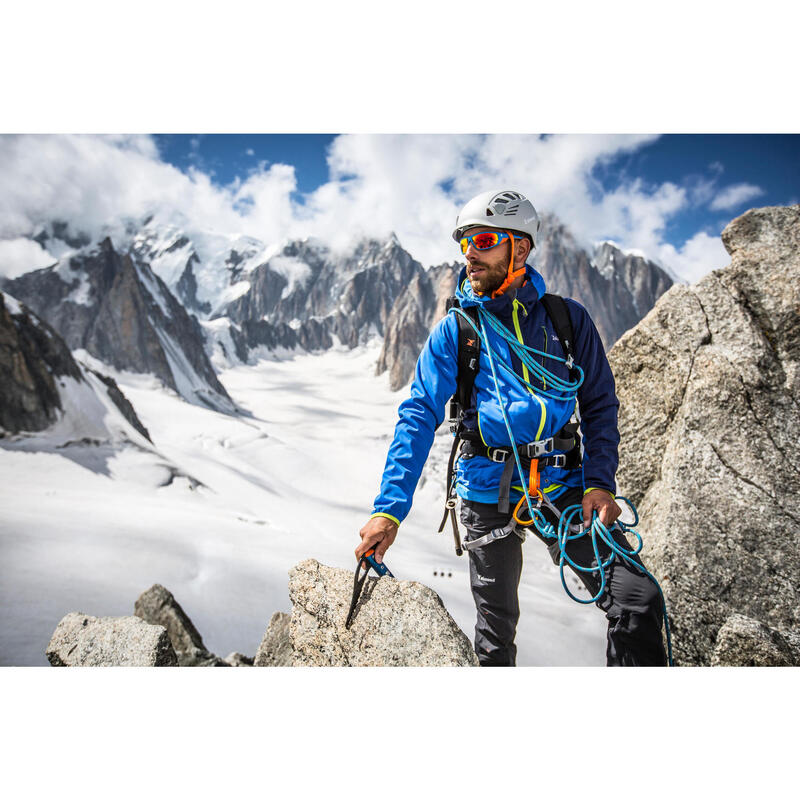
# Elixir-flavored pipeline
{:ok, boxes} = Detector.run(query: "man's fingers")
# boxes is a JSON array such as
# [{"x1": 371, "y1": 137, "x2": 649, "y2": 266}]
[
  {"x1": 355, "y1": 533, "x2": 380, "y2": 560},
  {"x1": 374, "y1": 540, "x2": 390, "y2": 563},
  {"x1": 356, "y1": 519, "x2": 398, "y2": 563},
  {"x1": 582, "y1": 499, "x2": 593, "y2": 529}
]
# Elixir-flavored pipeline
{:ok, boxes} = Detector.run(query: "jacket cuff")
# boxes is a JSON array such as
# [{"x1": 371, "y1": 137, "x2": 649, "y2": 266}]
[
  {"x1": 370, "y1": 512, "x2": 401, "y2": 527},
  {"x1": 583, "y1": 486, "x2": 616, "y2": 500}
]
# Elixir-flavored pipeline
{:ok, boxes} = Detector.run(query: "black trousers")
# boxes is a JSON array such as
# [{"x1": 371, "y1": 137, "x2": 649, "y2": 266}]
[{"x1": 460, "y1": 487, "x2": 668, "y2": 667}]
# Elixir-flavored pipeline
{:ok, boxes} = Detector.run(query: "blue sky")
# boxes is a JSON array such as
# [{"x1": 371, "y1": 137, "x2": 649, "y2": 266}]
[
  {"x1": 153, "y1": 134, "x2": 337, "y2": 195},
  {"x1": 589, "y1": 134, "x2": 799, "y2": 242}
]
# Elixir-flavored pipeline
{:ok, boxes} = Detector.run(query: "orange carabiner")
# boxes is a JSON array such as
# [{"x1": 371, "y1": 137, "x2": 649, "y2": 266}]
[{"x1": 512, "y1": 460, "x2": 542, "y2": 526}]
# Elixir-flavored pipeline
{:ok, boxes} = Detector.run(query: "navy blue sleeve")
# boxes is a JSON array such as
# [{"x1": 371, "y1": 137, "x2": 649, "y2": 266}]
[
  {"x1": 371, "y1": 313, "x2": 460, "y2": 525},
  {"x1": 566, "y1": 299, "x2": 620, "y2": 495}
]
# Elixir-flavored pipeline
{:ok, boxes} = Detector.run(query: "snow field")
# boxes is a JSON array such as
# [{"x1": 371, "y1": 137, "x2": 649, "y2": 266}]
[{"x1": 0, "y1": 340, "x2": 606, "y2": 665}]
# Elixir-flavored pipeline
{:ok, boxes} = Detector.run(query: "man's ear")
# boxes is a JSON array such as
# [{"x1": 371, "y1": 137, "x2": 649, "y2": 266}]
[{"x1": 516, "y1": 236, "x2": 532, "y2": 262}]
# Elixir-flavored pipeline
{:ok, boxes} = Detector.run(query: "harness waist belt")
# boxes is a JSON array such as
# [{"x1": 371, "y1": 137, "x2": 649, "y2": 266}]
[{"x1": 462, "y1": 434, "x2": 579, "y2": 465}]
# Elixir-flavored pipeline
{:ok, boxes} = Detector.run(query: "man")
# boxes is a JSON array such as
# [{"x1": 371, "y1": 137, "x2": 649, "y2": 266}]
[{"x1": 357, "y1": 189, "x2": 667, "y2": 666}]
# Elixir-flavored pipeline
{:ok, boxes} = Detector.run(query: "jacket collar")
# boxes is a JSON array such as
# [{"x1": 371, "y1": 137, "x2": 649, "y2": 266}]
[{"x1": 454, "y1": 263, "x2": 547, "y2": 317}]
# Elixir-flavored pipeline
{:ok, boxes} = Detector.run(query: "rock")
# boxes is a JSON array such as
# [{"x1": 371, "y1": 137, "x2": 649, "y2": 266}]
[
  {"x1": 4, "y1": 238, "x2": 235, "y2": 413},
  {"x1": 537, "y1": 218, "x2": 674, "y2": 350},
  {"x1": 134, "y1": 583, "x2": 228, "y2": 666},
  {"x1": 609, "y1": 205, "x2": 800, "y2": 665},
  {"x1": 46, "y1": 612, "x2": 178, "y2": 666},
  {"x1": 178, "y1": 647, "x2": 230, "y2": 667},
  {"x1": 227, "y1": 235, "x2": 421, "y2": 357},
  {"x1": 376, "y1": 263, "x2": 459, "y2": 390},
  {"x1": 0, "y1": 291, "x2": 151, "y2": 441},
  {"x1": 224, "y1": 652, "x2": 254, "y2": 667},
  {"x1": 711, "y1": 613, "x2": 800, "y2": 667},
  {"x1": 1, "y1": 291, "x2": 81, "y2": 433},
  {"x1": 87, "y1": 368, "x2": 151, "y2": 442},
  {"x1": 288, "y1": 559, "x2": 478, "y2": 666},
  {"x1": 254, "y1": 611, "x2": 293, "y2": 666}
]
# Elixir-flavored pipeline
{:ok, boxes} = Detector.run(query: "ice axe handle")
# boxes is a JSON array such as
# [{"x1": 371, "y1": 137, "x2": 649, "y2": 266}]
[{"x1": 362, "y1": 548, "x2": 394, "y2": 578}]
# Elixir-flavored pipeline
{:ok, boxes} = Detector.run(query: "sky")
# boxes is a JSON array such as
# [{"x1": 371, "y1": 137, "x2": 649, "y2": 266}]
[{"x1": 0, "y1": 133, "x2": 796, "y2": 285}]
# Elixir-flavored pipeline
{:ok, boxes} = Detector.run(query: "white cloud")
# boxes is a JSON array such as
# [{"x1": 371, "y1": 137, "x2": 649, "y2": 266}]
[
  {"x1": 710, "y1": 182, "x2": 765, "y2": 211},
  {"x1": 0, "y1": 133, "x2": 749, "y2": 285},
  {"x1": 0, "y1": 237, "x2": 56, "y2": 279},
  {"x1": 655, "y1": 231, "x2": 730, "y2": 284},
  {"x1": 0, "y1": 134, "x2": 298, "y2": 277}
]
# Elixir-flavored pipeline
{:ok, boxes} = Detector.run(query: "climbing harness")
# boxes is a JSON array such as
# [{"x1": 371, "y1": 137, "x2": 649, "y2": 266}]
[
  {"x1": 439, "y1": 298, "x2": 674, "y2": 665},
  {"x1": 345, "y1": 548, "x2": 394, "y2": 629}
]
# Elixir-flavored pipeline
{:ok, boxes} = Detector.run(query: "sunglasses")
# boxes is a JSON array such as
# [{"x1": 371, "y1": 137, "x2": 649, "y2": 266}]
[{"x1": 459, "y1": 230, "x2": 522, "y2": 255}]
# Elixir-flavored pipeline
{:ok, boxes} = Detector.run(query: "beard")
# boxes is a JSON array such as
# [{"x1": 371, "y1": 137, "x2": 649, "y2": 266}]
[{"x1": 467, "y1": 260, "x2": 507, "y2": 296}]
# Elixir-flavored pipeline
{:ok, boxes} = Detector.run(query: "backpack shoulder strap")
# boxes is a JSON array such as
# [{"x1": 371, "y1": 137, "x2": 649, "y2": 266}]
[
  {"x1": 541, "y1": 293, "x2": 576, "y2": 369},
  {"x1": 447, "y1": 297, "x2": 481, "y2": 412}
]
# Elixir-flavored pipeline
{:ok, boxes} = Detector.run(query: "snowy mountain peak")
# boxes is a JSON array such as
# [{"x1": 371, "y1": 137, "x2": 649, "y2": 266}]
[{"x1": 3, "y1": 240, "x2": 237, "y2": 414}]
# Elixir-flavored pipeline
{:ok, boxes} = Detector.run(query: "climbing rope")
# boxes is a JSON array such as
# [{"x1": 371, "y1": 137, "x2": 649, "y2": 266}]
[
  {"x1": 478, "y1": 307, "x2": 584, "y2": 401},
  {"x1": 451, "y1": 304, "x2": 674, "y2": 666},
  {"x1": 539, "y1": 496, "x2": 674, "y2": 666}
]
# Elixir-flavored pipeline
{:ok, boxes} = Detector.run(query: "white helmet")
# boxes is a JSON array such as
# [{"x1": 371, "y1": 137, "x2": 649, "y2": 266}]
[{"x1": 452, "y1": 189, "x2": 541, "y2": 249}]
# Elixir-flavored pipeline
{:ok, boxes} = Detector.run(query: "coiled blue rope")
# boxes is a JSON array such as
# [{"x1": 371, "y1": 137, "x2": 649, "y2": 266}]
[
  {"x1": 450, "y1": 304, "x2": 674, "y2": 666},
  {"x1": 539, "y1": 499, "x2": 674, "y2": 665}
]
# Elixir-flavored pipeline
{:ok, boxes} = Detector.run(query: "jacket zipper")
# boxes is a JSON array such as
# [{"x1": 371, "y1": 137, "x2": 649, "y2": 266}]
[{"x1": 512, "y1": 299, "x2": 546, "y2": 440}]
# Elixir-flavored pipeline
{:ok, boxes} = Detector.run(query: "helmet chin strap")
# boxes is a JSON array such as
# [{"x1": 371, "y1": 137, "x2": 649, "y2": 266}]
[{"x1": 490, "y1": 230, "x2": 527, "y2": 299}]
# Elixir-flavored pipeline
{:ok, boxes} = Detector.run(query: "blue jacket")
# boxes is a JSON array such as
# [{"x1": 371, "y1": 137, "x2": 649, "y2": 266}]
[{"x1": 371, "y1": 263, "x2": 620, "y2": 525}]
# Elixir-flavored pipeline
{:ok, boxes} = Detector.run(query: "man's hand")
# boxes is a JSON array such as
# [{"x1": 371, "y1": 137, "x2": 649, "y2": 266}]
[
  {"x1": 582, "y1": 489, "x2": 621, "y2": 530},
  {"x1": 356, "y1": 516, "x2": 398, "y2": 564}
]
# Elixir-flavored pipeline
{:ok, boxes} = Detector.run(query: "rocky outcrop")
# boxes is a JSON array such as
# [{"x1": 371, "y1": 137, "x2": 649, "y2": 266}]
[
  {"x1": 288, "y1": 559, "x2": 478, "y2": 666},
  {"x1": 4, "y1": 238, "x2": 235, "y2": 413},
  {"x1": 0, "y1": 291, "x2": 151, "y2": 441},
  {"x1": 134, "y1": 584, "x2": 229, "y2": 666},
  {"x1": 711, "y1": 613, "x2": 800, "y2": 667},
  {"x1": 47, "y1": 565, "x2": 477, "y2": 667},
  {"x1": 254, "y1": 611, "x2": 292, "y2": 666},
  {"x1": 86, "y1": 367, "x2": 152, "y2": 443},
  {"x1": 46, "y1": 612, "x2": 178, "y2": 666},
  {"x1": 0, "y1": 291, "x2": 82, "y2": 432},
  {"x1": 609, "y1": 205, "x2": 800, "y2": 666},
  {"x1": 49, "y1": 586, "x2": 245, "y2": 667}
]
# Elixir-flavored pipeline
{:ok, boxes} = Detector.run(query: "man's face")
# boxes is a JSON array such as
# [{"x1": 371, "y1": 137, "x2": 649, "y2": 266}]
[{"x1": 462, "y1": 226, "x2": 512, "y2": 296}]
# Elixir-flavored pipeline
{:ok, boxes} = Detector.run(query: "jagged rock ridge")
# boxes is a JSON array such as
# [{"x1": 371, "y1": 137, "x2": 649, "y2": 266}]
[
  {"x1": 134, "y1": 584, "x2": 231, "y2": 667},
  {"x1": 224, "y1": 235, "x2": 424, "y2": 355},
  {"x1": 609, "y1": 205, "x2": 800, "y2": 666},
  {"x1": 14, "y1": 216, "x2": 673, "y2": 395},
  {"x1": 3, "y1": 238, "x2": 235, "y2": 413},
  {"x1": 0, "y1": 290, "x2": 151, "y2": 442}
]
